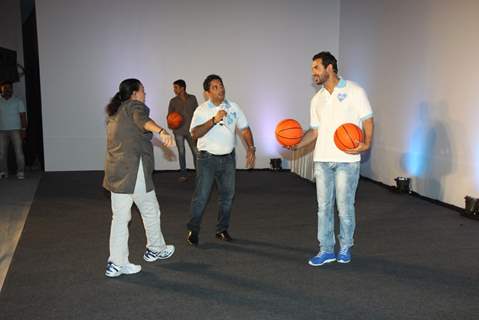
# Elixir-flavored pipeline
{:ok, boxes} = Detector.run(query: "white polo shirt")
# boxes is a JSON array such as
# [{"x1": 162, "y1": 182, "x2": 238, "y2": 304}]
[
  {"x1": 310, "y1": 78, "x2": 373, "y2": 162},
  {"x1": 0, "y1": 96, "x2": 26, "y2": 130},
  {"x1": 190, "y1": 99, "x2": 249, "y2": 155}
]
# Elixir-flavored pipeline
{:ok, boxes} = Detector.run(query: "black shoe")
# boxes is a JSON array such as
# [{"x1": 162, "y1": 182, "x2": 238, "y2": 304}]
[
  {"x1": 187, "y1": 230, "x2": 199, "y2": 246},
  {"x1": 215, "y1": 231, "x2": 233, "y2": 242}
]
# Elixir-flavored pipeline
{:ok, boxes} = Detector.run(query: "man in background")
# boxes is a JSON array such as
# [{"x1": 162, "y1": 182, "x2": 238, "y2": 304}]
[
  {"x1": 0, "y1": 82, "x2": 27, "y2": 179},
  {"x1": 168, "y1": 79, "x2": 198, "y2": 182}
]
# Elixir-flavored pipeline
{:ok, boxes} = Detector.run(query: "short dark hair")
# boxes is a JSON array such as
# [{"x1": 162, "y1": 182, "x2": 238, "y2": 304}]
[
  {"x1": 312, "y1": 51, "x2": 338, "y2": 74},
  {"x1": 173, "y1": 79, "x2": 186, "y2": 89},
  {"x1": 203, "y1": 74, "x2": 223, "y2": 92}
]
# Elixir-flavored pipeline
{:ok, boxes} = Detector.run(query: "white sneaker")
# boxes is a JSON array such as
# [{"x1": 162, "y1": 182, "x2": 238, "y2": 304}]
[
  {"x1": 105, "y1": 262, "x2": 142, "y2": 278},
  {"x1": 143, "y1": 245, "x2": 175, "y2": 262},
  {"x1": 17, "y1": 172, "x2": 24, "y2": 180},
  {"x1": 0, "y1": 172, "x2": 8, "y2": 179}
]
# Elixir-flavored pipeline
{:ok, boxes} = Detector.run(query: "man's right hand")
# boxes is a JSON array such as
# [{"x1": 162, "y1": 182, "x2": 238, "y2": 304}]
[
  {"x1": 283, "y1": 128, "x2": 317, "y2": 152},
  {"x1": 214, "y1": 110, "x2": 227, "y2": 124}
]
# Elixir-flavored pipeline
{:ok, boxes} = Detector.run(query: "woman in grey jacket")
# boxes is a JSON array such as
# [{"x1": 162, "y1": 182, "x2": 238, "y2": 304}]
[{"x1": 103, "y1": 78, "x2": 175, "y2": 277}]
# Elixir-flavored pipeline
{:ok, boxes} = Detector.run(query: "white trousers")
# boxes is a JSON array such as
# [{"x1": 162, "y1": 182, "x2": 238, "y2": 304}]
[{"x1": 109, "y1": 159, "x2": 166, "y2": 266}]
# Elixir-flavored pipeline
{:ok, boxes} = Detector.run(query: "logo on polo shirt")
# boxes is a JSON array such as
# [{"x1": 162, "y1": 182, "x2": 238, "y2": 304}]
[
  {"x1": 337, "y1": 93, "x2": 348, "y2": 102},
  {"x1": 226, "y1": 111, "x2": 237, "y2": 125}
]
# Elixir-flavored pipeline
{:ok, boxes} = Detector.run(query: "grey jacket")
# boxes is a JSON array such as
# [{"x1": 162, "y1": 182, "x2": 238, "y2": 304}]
[{"x1": 103, "y1": 100, "x2": 155, "y2": 193}]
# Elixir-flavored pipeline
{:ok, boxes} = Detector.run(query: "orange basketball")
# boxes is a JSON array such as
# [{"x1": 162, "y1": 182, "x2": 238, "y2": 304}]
[
  {"x1": 167, "y1": 112, "x2": 184, "y2": 129},
  {"x1": 334, "y1": 123, "x2": 363, "y2": 151},
  {"x1": 275, "y1": 119, "x2": 304, "y2": 147}
]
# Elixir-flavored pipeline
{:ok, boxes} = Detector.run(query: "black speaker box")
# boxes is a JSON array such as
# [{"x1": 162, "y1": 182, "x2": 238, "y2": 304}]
[{"x1": 0, "y1": 47, "x2": 19, "y2": 83}]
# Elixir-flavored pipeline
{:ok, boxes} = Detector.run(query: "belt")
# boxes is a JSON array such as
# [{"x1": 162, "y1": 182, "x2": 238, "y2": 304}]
[{"x1": 199, "y1": 150, "x2": 234, "y2": 157}]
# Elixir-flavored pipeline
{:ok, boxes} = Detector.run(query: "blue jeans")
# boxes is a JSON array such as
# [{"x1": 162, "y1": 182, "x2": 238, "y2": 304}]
[
  {"x1": 174, "y1": 134, "x2": 197, "y2": 176},
  {"x1": 314, "y1": 161, "x2": 360, "y2": 252},
  {"x1": 0, "y1": 130, "x2": 25, "y2": 174},
  {"x1": 187, "y1": 150, "x2": 236, "y2": 233}
]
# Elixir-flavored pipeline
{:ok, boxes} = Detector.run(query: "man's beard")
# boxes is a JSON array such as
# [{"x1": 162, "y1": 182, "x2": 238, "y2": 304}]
[{"x1": 315, "y1": 72, "x2": 329, "y2": 85}]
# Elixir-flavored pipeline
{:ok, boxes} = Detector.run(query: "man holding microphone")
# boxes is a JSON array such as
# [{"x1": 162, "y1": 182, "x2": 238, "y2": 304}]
[{"x1": 186, "y1": 74, "x2": 256, "y2": 246}]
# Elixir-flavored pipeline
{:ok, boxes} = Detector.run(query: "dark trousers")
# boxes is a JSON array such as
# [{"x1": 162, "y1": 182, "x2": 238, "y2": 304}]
[
  {"x1": 187, "y1": 150, "x2": 236, "y2": 233},
  {"x1": 0, "y1": 130, "x2": 25, "y2": 174},
  {"x1": 174, "y1": 133, "x2": 197, "y2": 176}
]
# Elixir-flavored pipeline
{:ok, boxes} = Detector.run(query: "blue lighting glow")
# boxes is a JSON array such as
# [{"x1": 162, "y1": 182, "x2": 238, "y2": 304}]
[
  {"x1": 405, "y1": 131, "x2": 428, "y2": 176},
  {"x1": 404, "y1": 103, "x2": 435, "y2": 177}
]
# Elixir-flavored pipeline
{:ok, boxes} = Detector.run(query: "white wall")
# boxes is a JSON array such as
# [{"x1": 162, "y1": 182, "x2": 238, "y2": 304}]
[
  {"x1": 339, "y1": 0, "x2": 479, "y2": 207},
  {"x1": 36, "y1": 0, "x2": 340, "y2": 171},
  {"x1": 0, "y1": 0, "x2": 25, "y2": 102}
]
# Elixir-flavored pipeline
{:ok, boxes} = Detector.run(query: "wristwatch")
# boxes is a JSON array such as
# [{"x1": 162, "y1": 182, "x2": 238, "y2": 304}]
[{"x1": 248, "y1": 146, "x2": 256, "y2": 152}]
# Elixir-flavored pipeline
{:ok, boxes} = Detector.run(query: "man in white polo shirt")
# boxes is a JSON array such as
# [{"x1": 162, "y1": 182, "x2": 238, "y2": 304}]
[
  {"x1": 186, "y1": 74, "x2": 256, "y2": 245},
  {"x1": 0, "y1": 82, "x2": 27, "y2": 180},
  {"x1": 293, "y1": 52, "x2": 374, "y2": 266}
]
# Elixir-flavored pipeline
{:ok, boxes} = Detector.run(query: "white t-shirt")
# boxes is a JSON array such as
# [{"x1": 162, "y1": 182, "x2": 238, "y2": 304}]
[
  {"x1": 310, "y1": 79, "x2": 373, "y2": 162},
  {"x1": 190, "y1": 99, "x2": 248, "y2": 155},
  {"x1": 0, "y1": 96, "x2": 26, "y2": 130}
]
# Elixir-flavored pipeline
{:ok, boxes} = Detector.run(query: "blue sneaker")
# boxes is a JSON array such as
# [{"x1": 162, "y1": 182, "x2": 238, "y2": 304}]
[
  {"x1": 337, "y1": 248, "x2": 351, "y2": 263},
  {"x1": 308, "y1": 252, "x2": 336, "y2": 266}
]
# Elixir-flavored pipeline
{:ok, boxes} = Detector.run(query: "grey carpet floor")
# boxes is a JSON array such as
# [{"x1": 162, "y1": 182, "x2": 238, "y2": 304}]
[{"x1": 0, "y1": 171, "x2": 478, "y2": 320}]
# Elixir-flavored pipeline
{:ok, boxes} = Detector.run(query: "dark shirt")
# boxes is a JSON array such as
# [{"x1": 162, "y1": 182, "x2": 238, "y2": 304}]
[
  {"x1": 168, "y1": 94, "x2": 198, "y2": 136},
  {"x1": 103, "y1": 100, "x2": 155, "y2": 193}
]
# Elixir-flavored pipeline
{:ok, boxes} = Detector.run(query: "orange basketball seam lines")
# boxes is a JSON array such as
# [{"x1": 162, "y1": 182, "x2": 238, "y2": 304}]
[
  {"x1": 276, "y1": 126, "x2": 303, "y2": 134},
  {"x1": 334, "y1": 131, "x2": 348, "y2": 150},
  {"x1": 341, "y1": 125, "x2": 356, "y2": 149}
]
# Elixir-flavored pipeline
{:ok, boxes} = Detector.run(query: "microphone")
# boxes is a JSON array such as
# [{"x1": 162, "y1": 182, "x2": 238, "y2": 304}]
[{"x1": 217, "y1": 105, "x2": 225, "y2": 126}]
